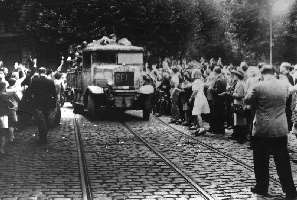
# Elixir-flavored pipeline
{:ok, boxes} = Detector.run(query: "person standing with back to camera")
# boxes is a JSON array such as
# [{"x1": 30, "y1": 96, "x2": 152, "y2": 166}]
[
  {"x1": 29, "y1": 67, "x2": 57, "y2": 144},
  {"x1": 245, "y1": 65, "x2": 297, "y2": 199}
]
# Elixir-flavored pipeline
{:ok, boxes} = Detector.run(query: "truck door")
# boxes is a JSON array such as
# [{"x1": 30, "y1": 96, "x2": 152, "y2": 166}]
[{"x1": 82, "y1": 51, "x2": 92, "y2": 93}]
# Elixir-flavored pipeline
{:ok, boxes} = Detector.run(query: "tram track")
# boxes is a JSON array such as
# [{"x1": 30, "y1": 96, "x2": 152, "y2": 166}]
[
  {"x1": 152, "y1": 115, "x2": 282, "y2": 187},
  {"x1": 121, "y1": 122, "x2": 215, "y2": 200},
  {"x1": 74, "y1": 115, "x2": 93, "y2": 200},
  {"x1": 72, "y1": 110, "x2": 285, "y2": 199},
  {"x1": 123, "y1": 112, "x2": 286, "y2": 198},
  {"x1": 74, "y1": 113, "x2": 214, "y2": 200}
]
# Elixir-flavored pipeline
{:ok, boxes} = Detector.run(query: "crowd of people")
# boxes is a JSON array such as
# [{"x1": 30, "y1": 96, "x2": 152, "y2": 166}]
[
  {"x1": 2, "y1": 55, "x2": 297, "y2": 198},
  {"x1": 147, "y1": 58, "x2": 297, "y2": 144},
  {"x1": 0, "y1": 59, "x2": 64, "y2": 155},
  {"x1": 2, "y1": 56, "x2": 297, "y2": 150},
  {"x1": 147, "y1": 58, "x2": 297, "y2": 198}
]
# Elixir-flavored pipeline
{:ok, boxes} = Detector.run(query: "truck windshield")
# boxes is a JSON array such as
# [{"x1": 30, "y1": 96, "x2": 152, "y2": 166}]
[
  {"x1": 117, "y1": 53, "x2": 143, "y2": 65},
  {"x1": 92, "y1": 52, "x2": 116, "y2": 64}
]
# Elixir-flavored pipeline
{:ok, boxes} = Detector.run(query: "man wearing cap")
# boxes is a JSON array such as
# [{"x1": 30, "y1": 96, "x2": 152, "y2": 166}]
[
  {"x1": 230, "y1": 69, "x2": 247, "y2": 143},
  {"x1": 245, "y1": 65, "x2": 297, "y2": 199},
  {"x1": 29, "y1": 67, "x2": 57, "y2": 144}
]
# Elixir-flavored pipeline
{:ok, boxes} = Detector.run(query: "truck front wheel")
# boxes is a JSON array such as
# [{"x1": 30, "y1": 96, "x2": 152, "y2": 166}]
[{"x1": 143, "y1": 109, "x2": 150, "y2": 121}]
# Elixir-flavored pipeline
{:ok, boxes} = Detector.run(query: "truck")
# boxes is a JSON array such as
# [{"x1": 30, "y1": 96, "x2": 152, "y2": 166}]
[{"x1": 66, "y1": 37, "x2": 153, "y2": 120}]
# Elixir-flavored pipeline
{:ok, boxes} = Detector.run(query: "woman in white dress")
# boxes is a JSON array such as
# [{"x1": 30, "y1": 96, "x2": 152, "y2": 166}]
[{"x1": 189, "y1": 69, "x2": 210, "y2": 135}]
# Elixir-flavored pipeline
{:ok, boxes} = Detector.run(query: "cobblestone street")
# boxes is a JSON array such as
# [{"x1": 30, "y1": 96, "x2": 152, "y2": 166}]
[
  {"x1": 0, "y1": 106, "x2": 82, "y2": 200},
  {"x1": 1, "y1": 105, "x2": 297, "y2": 199},
  {"x1": 78, "y1": 117, "x2": 204, "y2": 200},
  {"x1": 3, "y1": 0, "x2": 297, "y2": 199}
]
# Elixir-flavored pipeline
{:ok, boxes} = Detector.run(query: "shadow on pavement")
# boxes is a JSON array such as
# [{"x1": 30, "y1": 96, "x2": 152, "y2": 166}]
[{"x1": 82, "y1": 109, "x2": 143, "y2": 122}]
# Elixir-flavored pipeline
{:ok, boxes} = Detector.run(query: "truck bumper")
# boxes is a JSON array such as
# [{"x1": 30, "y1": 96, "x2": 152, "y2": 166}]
[{"x1": 104, "y1": 92, "x2": 152, "y2": 110}]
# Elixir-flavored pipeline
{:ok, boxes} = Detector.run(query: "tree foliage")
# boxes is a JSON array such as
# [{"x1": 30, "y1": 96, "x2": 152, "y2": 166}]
[{"x1": 15, "y1": 0, "x2": 297, "y2": 65}]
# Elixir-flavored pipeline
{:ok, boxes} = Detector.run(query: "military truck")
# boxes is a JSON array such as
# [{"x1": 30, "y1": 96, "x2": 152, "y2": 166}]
[{"x1": 67, "y1": 37, "x2": 153, "y2": 120}]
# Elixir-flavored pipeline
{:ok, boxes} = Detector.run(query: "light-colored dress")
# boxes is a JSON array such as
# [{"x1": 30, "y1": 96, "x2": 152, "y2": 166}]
[{"x1": 192, "y1": 79, "x2": 210, "y2": 115}]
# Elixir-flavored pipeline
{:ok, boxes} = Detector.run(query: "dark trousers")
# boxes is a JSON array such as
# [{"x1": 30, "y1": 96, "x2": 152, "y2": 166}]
[
  {"x1": 246, "y1": 109, "x2": 255, "y2": 139},
  {"x1": 233, "y1": 125, "x2": 247, "y2": 142},
  {"x1": 252, "y1": 136, "x2": 296, "y2": 195},
  {"x1": 286, "y1": 107, "x2": 293, "y2": 132},
  {"x1": 207, "y1": 100, "x2": 214, "y2": 129},
  {"x1": 225, "y1": 96, "x2": 233, "y2": 127},
  {"x1": 213, "y1": 102, "x2": 225, "y2": 134},
  {"x1": 178, "y1": 91, "x2": 185, "y2": 121},
  {"x1": 34, "y1": 109, "x2": 50, "y2": 143}
]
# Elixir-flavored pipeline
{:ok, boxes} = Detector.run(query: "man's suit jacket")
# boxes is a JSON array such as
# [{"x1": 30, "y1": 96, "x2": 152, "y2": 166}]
[
  {"x1": 30, "y1": 75, "x2": 57, "y2": 111},
  {"x1": 212, "y1": 75, "x2": 227, "y2": 106},
  {"x1": 245, "y1": 77, "x2": 290, "y2": 137}
]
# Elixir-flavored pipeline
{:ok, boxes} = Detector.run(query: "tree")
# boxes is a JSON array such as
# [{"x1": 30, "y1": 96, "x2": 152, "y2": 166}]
[
  {"x1": 222, "y1": 0, "x2": 271, "y2": 65},
  {"x1": 8, "y1": 0, "x2": 297, "y2": 65}
]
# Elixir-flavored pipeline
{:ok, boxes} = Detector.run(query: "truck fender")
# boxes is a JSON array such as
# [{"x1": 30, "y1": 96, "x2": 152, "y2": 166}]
[{"x1": 85, "y1": 86, "x2": 104, "y2": 95}]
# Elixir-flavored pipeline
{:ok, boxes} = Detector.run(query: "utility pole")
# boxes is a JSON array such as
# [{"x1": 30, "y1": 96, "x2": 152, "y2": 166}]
[{"x1": 269, "y1": 1, "x2": 273, "y2": 66}]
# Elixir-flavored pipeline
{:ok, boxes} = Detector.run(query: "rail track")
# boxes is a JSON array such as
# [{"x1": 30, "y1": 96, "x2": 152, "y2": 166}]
[
  {"x1": 74, "y1": 116, "x2": 93, "y2": 200},
  {"x1": 121, "y1": 122, "x2": 215, "y2": 200},
  {"x1": 153, "y1": 115, "x2": 282, "y2": 186},
  {"x1": 73, "y1": 113, "x2": 215, "y2": 200},
  {"x1": 72, "y1": 109, "x2": 288, "y2": 199}
]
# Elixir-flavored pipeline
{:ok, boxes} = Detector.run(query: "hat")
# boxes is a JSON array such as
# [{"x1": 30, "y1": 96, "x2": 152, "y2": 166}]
[
  {"x1": 280, "y1": 62, "x2": 292, "y2": 70},
  {"x1": 231, "y1": 70, "x2": 244, "y2": 79},
  {"x1": 260, "y1": 65, "x2": 274, "y2": 74}
]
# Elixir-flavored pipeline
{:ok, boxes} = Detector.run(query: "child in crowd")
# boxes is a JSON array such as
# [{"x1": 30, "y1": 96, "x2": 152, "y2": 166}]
[
  {"x1": 181, "y1": 71, "x2": 193, "y2": 126},
  {"x1": 190, "y1": 69, "x2": 210, "y2": 135}
]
